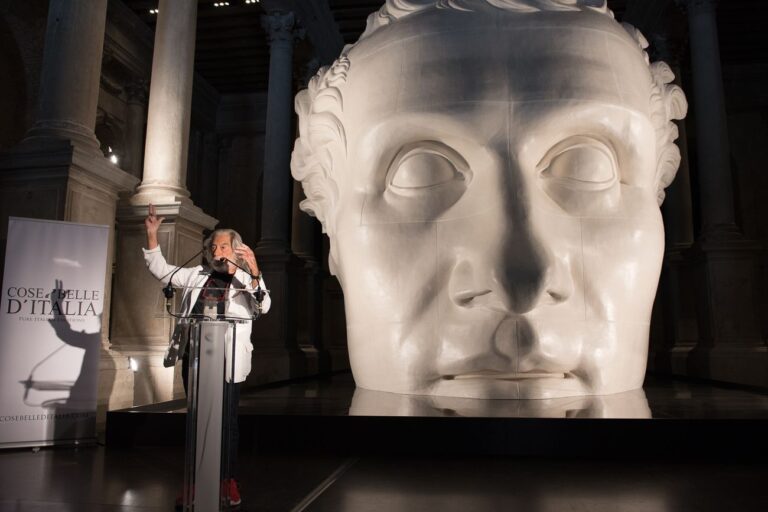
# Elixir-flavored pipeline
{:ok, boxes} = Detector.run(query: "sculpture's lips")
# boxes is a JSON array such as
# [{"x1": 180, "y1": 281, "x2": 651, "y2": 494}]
[{"x1": 443, "y1": 370, "x2": 568, "y2": 381}]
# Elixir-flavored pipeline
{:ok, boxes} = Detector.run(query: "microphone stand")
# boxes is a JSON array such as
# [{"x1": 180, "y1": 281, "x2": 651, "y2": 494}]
[{"x1": 162, "y1": 249, "x2": 204, "y2": 305}]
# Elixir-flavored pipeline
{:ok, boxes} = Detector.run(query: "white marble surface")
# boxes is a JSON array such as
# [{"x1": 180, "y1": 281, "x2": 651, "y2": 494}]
[{"x1": 291, "y1": 1, "x2": 687, "y2": 399}]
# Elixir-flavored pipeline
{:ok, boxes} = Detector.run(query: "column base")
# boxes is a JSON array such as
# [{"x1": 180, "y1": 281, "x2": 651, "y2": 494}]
[
  {"x1": 21, "y1": 123, "x2": 103, "y2": 157},
  {"x1": 112, "y1": 345, "x2": 186, "y2": 405},
  {"x1": 0, "y1": 138, "x2": 140, "y2": 426},
  {"x1": 323, "y1": 275, "x2": 350, "y2": 372},
  {"x1": 249, "y1": 247, "x2": 308, "y2": 386},
  {"x1": 96, "y1": 348, "x2": 134, "y2": 432},
  {"x1": 0, "y1": 138, "x2": 138, "y2": 343},
  {"x1": 295, "y1": 257, "x2": 333, "y2": 376},
  {"x1": 688, "y1": 344, "x2": 768, "y2": 388},
  {"x1": 109, "y1": 201, "x2": 216, "y2": 406},
  {"x1": 686, "y1": 237, "x2": 767, "y2": 387},
  {"x1": 649, "y1": 243, "x2": 699, "y2": 375}
]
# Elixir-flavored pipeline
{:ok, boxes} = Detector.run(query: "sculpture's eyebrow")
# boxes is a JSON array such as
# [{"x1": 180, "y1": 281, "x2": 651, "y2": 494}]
[
  {"x1": 354, "y1": 108, "x2": 498, "y2": 180},
  {"x1": 512, "y1": 100, "x2": 656, "y2": 186}
]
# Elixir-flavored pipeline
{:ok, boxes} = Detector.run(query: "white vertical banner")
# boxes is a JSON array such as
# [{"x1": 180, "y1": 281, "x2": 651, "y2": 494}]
[{"x1": 0, "y1": 217, "x2": 109, "y2": 448}]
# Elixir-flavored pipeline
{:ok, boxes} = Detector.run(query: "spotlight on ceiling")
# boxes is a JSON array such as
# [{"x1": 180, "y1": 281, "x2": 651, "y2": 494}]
[{"x1": 149, "y1": 8, "x2": 158, "y2": 14}]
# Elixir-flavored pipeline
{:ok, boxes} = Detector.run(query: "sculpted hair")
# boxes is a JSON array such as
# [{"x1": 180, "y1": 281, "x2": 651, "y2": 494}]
[
  {"x1": 360, "y1": 0, "x2": 612, "y2": 39},
  {"x1": 291, "y1": 0, "x2": 688, "y2": 245},
  {"x1": 203, "y1": 228, "x2": 244, "y2": 266}
]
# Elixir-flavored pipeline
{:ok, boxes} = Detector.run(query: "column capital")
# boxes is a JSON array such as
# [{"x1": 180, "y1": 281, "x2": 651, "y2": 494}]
[
  {"x1": 676, "y1": 0, "x2": 717, "y2": 14},
  {"x1": 261, "y1": 11, "x2": 305, "y2": 45},
  {"x1": 124, "y1": 80, "x2": 148, "y2": 105}
]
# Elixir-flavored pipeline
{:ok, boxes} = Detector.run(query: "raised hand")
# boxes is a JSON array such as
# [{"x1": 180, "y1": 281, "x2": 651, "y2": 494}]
[
  {"x1": 234, "y1": 243, "x2": 260, "y2": 278},
  {"x1": 145, "y1": 204, "x2": 165, "y2": 249}
]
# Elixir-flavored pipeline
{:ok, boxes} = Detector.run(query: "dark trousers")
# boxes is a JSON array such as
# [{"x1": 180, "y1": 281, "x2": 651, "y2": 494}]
[{"x1": 182, "y1": 351, "x2": 241, "y2": 478}]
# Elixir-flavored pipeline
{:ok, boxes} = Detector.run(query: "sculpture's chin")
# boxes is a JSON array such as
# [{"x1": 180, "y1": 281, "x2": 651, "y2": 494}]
[
  {"x1": 359, "y1": 375, "x2": 645, "y2": 400},
  {"x1": 430, "y1": 374, "x2": 591, "y2": 400},
  {"x1": 349, "y1": 387, "x2": 653, "y2": 418}
]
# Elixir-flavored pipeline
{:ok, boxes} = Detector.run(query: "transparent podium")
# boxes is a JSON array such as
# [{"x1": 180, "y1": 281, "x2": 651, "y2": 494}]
[{"x1": 162, "y1": 283, "x2": 264, "y2": 512}]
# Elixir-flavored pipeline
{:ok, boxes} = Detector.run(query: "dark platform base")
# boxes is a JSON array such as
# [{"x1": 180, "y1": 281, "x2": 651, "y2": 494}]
[{"x1": 106, "y1": 373, "x2": 768, "y2": 459}]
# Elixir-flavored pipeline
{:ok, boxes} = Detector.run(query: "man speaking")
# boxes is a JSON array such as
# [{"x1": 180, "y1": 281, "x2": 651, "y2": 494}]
[{"x1": 143, "y1": 204, "x2": 270, "y2": 507}]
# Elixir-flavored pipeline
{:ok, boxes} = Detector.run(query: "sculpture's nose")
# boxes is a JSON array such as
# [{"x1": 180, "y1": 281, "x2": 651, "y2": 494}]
[{"x1": 449, "y1": 198, "x2": 572, "y2": 315}]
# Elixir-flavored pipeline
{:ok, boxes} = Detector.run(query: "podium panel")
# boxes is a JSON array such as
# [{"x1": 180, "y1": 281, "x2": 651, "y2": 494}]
[{"x1": 183, "y1": 321, "x2": 236, "y2": 512}]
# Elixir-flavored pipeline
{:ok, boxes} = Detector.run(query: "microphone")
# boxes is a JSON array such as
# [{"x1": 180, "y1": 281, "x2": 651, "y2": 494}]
[{"x1": 161, "y1": 249, "x2": 204, "y2": 299}]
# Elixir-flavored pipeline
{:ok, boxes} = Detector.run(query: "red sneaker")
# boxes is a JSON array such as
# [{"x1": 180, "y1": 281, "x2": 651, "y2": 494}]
[
  {"x1": 175, "y1": 485, "x2": 194, "y2": 510},
  {"x1": 222, "y1": 478, "x2": 241, "y2": 507}
]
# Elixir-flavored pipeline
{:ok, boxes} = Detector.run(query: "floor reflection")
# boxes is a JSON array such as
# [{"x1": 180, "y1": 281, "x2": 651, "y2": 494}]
[
  {"x1": 349, "y1": 387, "x2": 652, "y2": 418},
  {"x1": 236, "y1": 372, "x2": 768, "y2": 419}
]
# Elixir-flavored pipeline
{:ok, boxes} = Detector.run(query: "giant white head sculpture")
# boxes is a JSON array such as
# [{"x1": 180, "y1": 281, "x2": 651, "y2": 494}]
[{"x1": 291, "y1": 0, "x2": 687, "y2": 399}]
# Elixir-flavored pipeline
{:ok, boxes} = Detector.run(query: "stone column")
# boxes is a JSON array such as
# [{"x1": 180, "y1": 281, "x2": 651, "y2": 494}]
[
  {"x1": 685, "y1": 0, "x2": 739, "y2": 240},
  {"x1": 680, "y1": 0, "x2": 766, "y2": 387},
  {"x1": 249, "y1": 11, "x2": 307, "y2": 385},
  {"x1": 258, "y1": 11, "x2": 304, "y2": 252},
  {"x1": 22, "y1": 0, "x2": 107, "y2": 153},
  {"x1": 123, "y1": 81, "x2": 148, "y2": 179},
  {"x1": 112, "y1": 0, "x2": 217, "y2": 406},
  {"x1": 132, "y1": 0, "x2": 198, "y2": 205}
]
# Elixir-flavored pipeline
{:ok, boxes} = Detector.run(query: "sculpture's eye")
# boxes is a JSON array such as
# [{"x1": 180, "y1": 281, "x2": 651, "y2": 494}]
[
  {"x1": 540, "y1": 141, "x2": 616, "y2": 189},
  {"x1": 377, "y1": 142, "x2": 470, "y2": 220},
  {"x1": 390, "y1": 151, "x2": 463, "y2": 190},
  {"x1": 538, "y1": 137, "x2": 620, "y2": 215}
]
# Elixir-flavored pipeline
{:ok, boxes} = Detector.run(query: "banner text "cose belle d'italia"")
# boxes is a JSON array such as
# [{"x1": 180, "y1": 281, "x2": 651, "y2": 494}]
[{"x1": 4, "y1": 287, "x2": 100, "y2": 316}]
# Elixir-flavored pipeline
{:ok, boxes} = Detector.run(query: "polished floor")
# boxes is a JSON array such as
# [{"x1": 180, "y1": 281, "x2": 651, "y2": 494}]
[
  {"x1": 0, "y1": 446, "x2": 766, "y2": 511},
  {"x1": 3, "y1": 375, "x2": 768, "y2": 511}
]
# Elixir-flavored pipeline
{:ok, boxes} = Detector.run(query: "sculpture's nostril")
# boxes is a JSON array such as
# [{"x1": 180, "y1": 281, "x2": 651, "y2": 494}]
[{"x1": 453, "y1": 289, "x2": 491, "y2": 306}]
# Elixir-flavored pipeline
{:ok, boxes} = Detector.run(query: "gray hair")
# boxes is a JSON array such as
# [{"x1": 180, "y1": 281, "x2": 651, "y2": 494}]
[
  {"x1": 203, "y1": 228, "x2": 244, "y2": 266},
  {"x1": 360, "y1": 0, "x2": 613, "y2": 41}
]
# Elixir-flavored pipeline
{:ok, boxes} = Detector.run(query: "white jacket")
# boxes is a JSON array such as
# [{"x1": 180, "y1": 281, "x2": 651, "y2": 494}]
[{"x1": 143, "y1": 246, "x2": 271, "y2": 383}]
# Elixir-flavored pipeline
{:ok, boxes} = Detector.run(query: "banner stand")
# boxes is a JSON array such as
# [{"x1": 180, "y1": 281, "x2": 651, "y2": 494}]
[{"x1": 0, "y1": 217, "x2": 108, "y2": 449}]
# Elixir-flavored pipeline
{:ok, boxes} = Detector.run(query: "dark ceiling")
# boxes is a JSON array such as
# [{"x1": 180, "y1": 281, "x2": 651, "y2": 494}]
[{"x1": 122, "y1": 0, "x2": 768, "y2": 96}]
